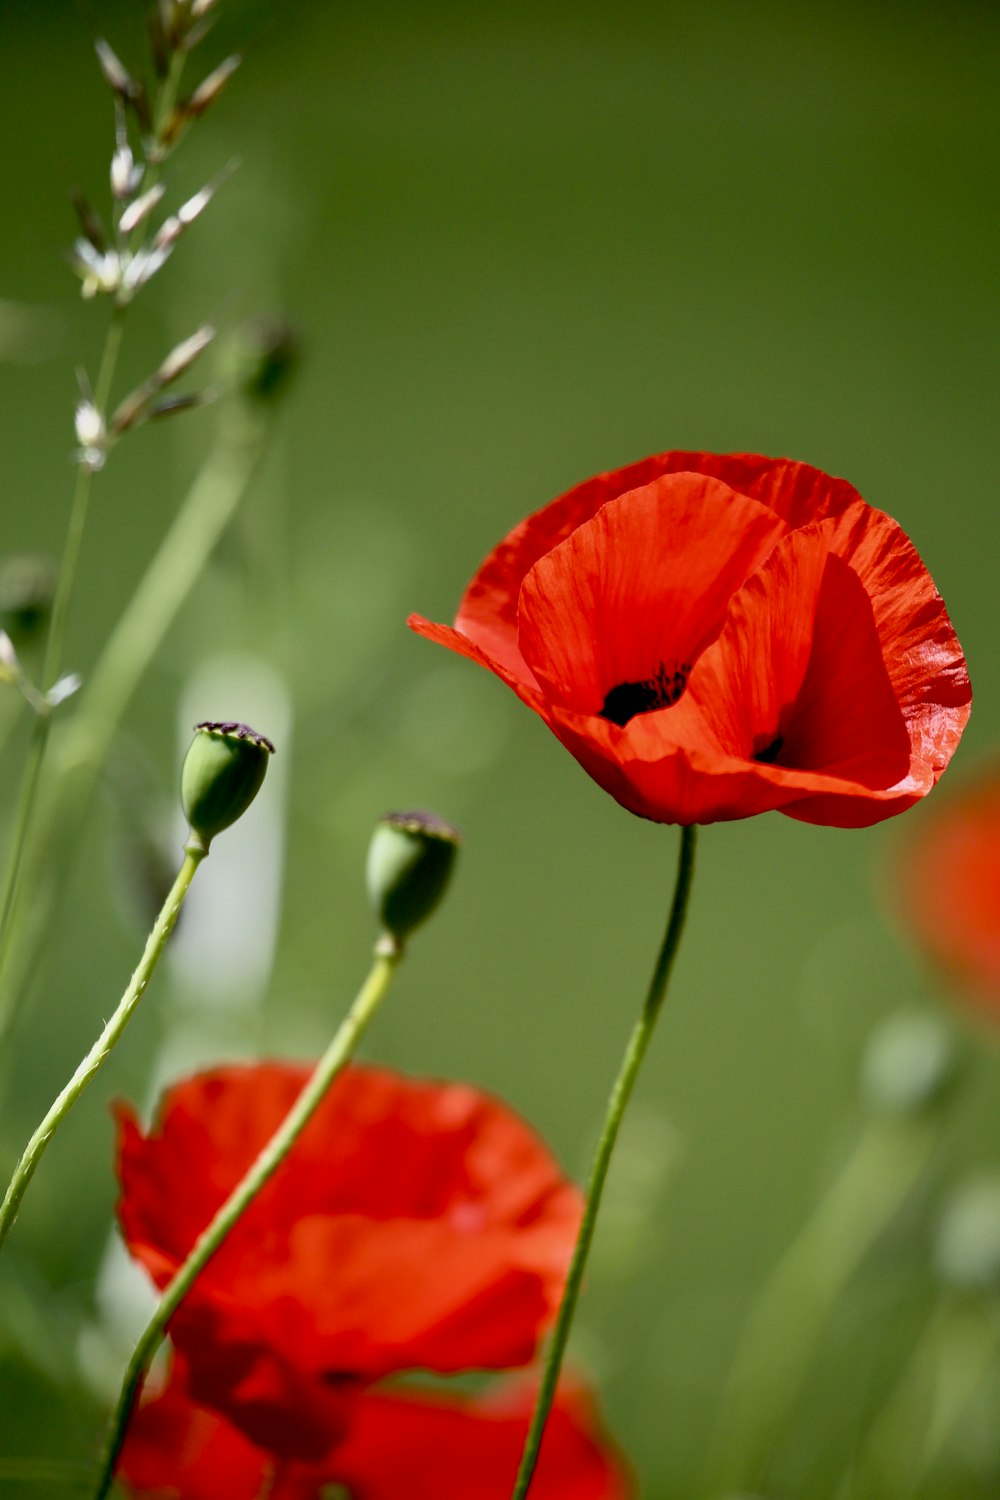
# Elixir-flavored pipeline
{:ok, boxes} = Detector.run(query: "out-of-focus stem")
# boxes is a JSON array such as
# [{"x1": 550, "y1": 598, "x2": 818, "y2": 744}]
[
  {"x1": 0, "y1": 399, "x2": 271, "y2": 1052},
  {"x1": 707, "y1": 1116, "x2": 939, "y2": 1496},
  {"x1": 844, "y1": 1296, "x2": 1000, "y2": 1500},
  {"x1": 0, "y1": 307, "x2": 126, "y2": 1016},
  {"x1": 66, "y1": 401, "x2": 268, "y2": 769},
  {"x1": 510, "y1": 825, "x2": 698, "y2": 1500}
]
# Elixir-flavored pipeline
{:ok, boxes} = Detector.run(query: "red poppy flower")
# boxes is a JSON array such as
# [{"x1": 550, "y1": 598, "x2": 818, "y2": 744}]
[
  {"x1": 899, "y1": 761, "x2": 1000, "y2": 1009},
  {"x1": 116, "y1": 1063, "x2": 582, "y2": 1459},
  {"x1": 118, "y1": 1363, "x2": 630, "y2": 1500},
  {"x1": 410, "y1": 451, "x2": 970, "y2": 827}
]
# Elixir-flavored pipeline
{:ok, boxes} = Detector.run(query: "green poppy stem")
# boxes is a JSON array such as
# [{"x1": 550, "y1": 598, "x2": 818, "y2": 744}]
[
  {"x1": 510, "y1": 824, "x2": 698, "y2": 1500},
  {"x1": 0, "y1": 844, "x2": 205, "y2": 1254},
  {"x1": 91, "y1": 946, "x2": 403, "y2": 1500}
]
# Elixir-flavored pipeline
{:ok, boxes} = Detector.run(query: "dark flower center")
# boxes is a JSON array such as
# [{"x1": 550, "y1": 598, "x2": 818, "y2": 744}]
[
  {"x1": 754, "y1": 734, "x2": 784, "y2": 764},
  {"x1": 599, "y1": 661, "x2": 690, "y2": 727}
]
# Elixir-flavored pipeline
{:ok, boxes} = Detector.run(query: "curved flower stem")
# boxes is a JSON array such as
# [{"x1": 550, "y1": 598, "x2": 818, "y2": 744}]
[
  {"x1": 510, "y1": 824, "x2": 698, "y2": 1500},
  {"x1": 0, "y1": 844, "x2": 205, "y2": 1253},
  {"x1": 707, "y1": 1114, "x2": 939, "y2": 1496},
  {"x1": 91, "y1": 946, "x2": 403, "y2": 1500}
]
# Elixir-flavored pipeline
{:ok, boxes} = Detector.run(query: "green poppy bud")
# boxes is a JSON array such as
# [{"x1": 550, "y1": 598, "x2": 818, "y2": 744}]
[
  {"x1": 935, "y1": 1175, "x2": 1000, "y2": 1293},
  {"x1": 222, "y1": 315, "x2": 299, "y2": 402},
  {"x1": 181, "y1": 721, "x2": 275, "y2": 853},
  {"x1": 366, "y1": 810, "x2": 461, "y2": 953},
  {"x1": 0, "y1": 554, "x2": 56, "y2": 646},
  {"x1": 860, "y1": 1010, "x2": 959, "y2": 1119}
]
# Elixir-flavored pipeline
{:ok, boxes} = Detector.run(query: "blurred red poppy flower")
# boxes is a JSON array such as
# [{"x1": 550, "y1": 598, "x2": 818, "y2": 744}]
[
  {"x1": 410, "y1": 451, "x2": 970, "y2": 827},
  {"x1": 899, "y1": 761, "x2": 1000, "y2": 1008},
  {"x1": 118, "y1": 1363, "x2": 630, "y2": 1500},
  {"x1": 116, "y1": 1063, "x2": 582, "y2": 1459}
]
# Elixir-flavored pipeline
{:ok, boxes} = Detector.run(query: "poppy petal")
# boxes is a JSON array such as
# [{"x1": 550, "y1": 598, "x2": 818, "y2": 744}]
[
  {"x1": 451, "y1": 451, "x2": 862, "y2": 676},
  {"x1": 117, "y1": 1064, "x2": 582, "y2": 1459},
  {"x1": 118, "y1": 1368, "x2": 630, "y2": 1500},
  {"x1": 823, "y1": 501, "x2": 971, "y2": 768},
  {"x1": 681, "y1": 519, "x2": 834, "y2": 760},
  {"x1": 407, "y1": 614, "x2": 545, "y2": 701},
  {"x1": 164, "y1": 1313, "x2": 361, "y2": 1461},
  {"x1": 412, "y1": 453, "x2": 969, "y2": 827},
  {"x1": 118, "y1": 1370, "x2": 277, "y2": 1500},
  {"x1": 516, "y1": 474, "x2": 785, "y2": 716},
  {"x1": 511, "y1": 522, "x2": 916, "y2": 825},
  {"x1": 332, "y1": 1381, "x2": 631, "y2": 1500}
]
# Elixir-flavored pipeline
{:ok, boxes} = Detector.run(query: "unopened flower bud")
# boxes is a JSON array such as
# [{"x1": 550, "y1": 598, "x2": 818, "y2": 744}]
[
  {"x1": 222, "y1": 315, "x2": 299, "y2": 402},
  {"x1": 75, "y1": 399, "x2": 105, "y2": 450},
  {"x1": 74, "y1": 400, "x2": 107, "y2": 470},
  {"x1": 181, "y1": 720, "x2": 274, "y2": 853},
  {"x1": 186, "y1": 54, "x2": 241, "y2": 118},
  {"x1": 94, "y1": 38, "x2": 136, "y2": 101},
  {"x1": 147, "y1": 177, "x2": 221, "y2": 259},
  {"x1": 0, "y1": 554, "x2": 55, "y2": 644},
  {"x1": 0, "y1": 631, "x2": 19, "y2": 684},
  {"x1": 119, "y1": 183, "x2": 165, "y2": 237},
  {"x1": 110, "y1": 119, "x2": 144, "y2": 201},
  {"x1": 860, "y1": 1010, "x2": 959, "y2": 1118},
  {"x1": 366, "y1": 811, "x2": 461, "y2": 952},
  {"x1": 94, "y1": 40, "x2": 150, "y2": 130},
  {"x1": 157, "y1": 324, "x2": 215, "y2": 386},
  {"x1": 935, "y1": 1175, "x2": 1000, "y2": 1293}
]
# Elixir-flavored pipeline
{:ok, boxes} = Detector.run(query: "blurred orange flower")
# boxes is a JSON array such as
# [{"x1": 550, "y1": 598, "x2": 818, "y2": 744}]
[{"x1": 901, "y1": 762, "x2": 1000, "y2": 1008}]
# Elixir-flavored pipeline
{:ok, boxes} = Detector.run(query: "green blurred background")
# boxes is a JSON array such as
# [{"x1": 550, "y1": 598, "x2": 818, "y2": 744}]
[{"x1": 1, "y1": 1, "x2": 999, "y2": 1494}]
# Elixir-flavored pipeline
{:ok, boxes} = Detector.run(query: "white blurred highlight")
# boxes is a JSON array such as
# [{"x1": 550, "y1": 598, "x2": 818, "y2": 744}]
[{"x1": 169, "y1": 654, "x2": 290, "y2": 997}]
